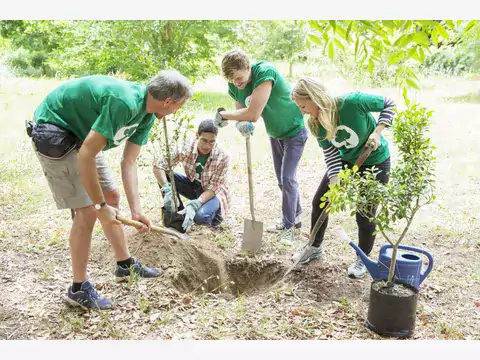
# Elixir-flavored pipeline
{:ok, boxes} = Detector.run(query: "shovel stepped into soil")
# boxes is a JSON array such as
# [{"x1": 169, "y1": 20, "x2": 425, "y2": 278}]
[{"x1": 241, "y1": 133, "x2": 263, "y2": 253}]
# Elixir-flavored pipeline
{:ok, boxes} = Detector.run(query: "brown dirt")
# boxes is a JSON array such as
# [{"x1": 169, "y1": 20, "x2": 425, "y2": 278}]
[
  {"x1": 1, "y1": 74, "x2": 480, "y2": 340},
  {"x1": 125, "y1": 228, "x2": 287, "y2": 296},
  {"x1": 373, "y1": 281, "x2": 417, "y2": 297}
]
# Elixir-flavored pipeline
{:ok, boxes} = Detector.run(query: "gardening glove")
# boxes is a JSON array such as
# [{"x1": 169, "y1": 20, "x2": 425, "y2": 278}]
[
  {"x1": 161, "y1": 183, "x2": 174, "y2": 212},
  {"x1": 367, "y1": 132, "x2": 381, "y2": 150},
  {"x1": 214, "y1": 107, "x2": 229, "y2": 128},
  {"x1": 181, "y1": 199, "x2": 202, "y2": 231},
  {"x1": 235, "y1": 121, "x2": 254, "y2": 137}
]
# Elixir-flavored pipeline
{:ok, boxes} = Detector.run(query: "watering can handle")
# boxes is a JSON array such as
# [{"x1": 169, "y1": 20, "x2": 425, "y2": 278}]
[{"x1": 397, "y1": 244, "x2": 434, "y2": 283}]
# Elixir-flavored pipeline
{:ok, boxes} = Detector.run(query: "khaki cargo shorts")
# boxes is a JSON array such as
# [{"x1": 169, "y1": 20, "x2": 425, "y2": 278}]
[{"x1": 34, "y1": 146, "x2": 117, "y2": 210}]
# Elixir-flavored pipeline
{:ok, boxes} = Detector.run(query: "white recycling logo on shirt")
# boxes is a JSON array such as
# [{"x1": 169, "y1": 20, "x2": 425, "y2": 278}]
[
  {"x1": 245, "y1": 95, "x2": 252, "y2": 107},
  {"x1": 113, "y1": 124, "x2": 139, "y2": 146},
  {"x1": 331, "y1": 125, "x2": 359, "y2": 149},
  {"x1": 195, "y1": 161, "x2": 204, "y2": 181}
]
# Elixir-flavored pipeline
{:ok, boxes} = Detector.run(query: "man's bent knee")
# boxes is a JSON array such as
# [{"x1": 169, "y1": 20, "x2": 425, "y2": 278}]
[
  {"x1": 104, "y1": 189, "x2": 120, "y2": 208},
  {"x1": 74, "y1": 206, "x2": 98, "y2": 225}
]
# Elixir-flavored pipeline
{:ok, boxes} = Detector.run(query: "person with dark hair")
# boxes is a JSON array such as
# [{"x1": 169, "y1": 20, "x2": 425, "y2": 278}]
[
  {"x1": 28, "y1": 70, "x2": 193, "y2": 310},
  {"x1": 153, "y1": 119, "x2": 230, "y2": 231}
]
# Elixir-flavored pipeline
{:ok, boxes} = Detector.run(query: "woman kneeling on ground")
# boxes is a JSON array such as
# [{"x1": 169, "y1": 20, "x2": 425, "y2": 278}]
[{"x1": 290, "y1": 77, "x2": 396, "y2": 278}]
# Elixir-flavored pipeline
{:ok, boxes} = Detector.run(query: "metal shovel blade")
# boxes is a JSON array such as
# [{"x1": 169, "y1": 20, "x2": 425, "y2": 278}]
[{"x1": 242, "y1": 218, "x2": 263, "y2": 253}]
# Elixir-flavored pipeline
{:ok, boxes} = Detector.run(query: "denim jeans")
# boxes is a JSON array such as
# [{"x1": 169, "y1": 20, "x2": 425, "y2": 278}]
[
  {"x1": 164, "y1": 172, "x2": 222, "y2": 226},
  {"x1": 269, "y1": 127, "x2": 308, "y2": 229}
]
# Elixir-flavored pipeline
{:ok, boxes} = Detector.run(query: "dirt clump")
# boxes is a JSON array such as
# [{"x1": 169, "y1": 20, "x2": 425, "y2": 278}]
[{"x1": 126, "y1": 229, "x2": 287, "y2": 296}]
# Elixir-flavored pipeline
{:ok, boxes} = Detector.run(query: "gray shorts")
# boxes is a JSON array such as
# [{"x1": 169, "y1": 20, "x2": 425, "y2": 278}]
[{"x1": 34, "y1": 145, "x2": 117, "y2": 210}]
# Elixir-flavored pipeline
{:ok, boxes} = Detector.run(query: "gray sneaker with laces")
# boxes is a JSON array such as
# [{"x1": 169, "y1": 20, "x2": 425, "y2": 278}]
[
  {"x1": 347, "y1": 255, "x2": 368, "y2": 278},
  {"x1": 292, "y1": 244, "x2": 324, "y2": 265},
  {"x1": 280, "y1": 228, "x2": 295, "y2": 245}
]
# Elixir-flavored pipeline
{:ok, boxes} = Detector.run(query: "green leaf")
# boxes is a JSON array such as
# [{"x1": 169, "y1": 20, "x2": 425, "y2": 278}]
[
  {"x1": 394, "y1": 33, "x2": 414, "y2": 48},
  {"x1": 444, "y1": 20, "x2": 455, "y2": 30},
  {"x1": 368, "y1": 59, "x2": 374, "y2": 74},
  {"x1": 465, "y1": 20, "x2": 478, "y2": 33},
  {"x1": 308, "y1": 33, "x2": 322, "y2": 45},
  {"x1": 346, "y1": 21, "x2": 353, "y2": 41},
  {"x1": 334, "y1": 37, "x2": 345, "y2": 51},
  {"x1": 320, "y1": 202, "x2": 326, "y2": 209},
  {"x1": 323, "y1": 31, "x2": 330, "y2": 42},
  {"x1": 354, "y1": 36, "x2": 360, "y2": 58},
  {"x1": 329, "y1": 20, "x2": 337, "y2": 33},
  {"x1": 435, "y1": 23, "x2": 449, "y2": 40},
  {"x1": 405, "y1": 66, "x2": 419, "y2": 81},
  {"x1": 308, "y1": 20, "x2": 324, "y2": 33},
  {"x1": 328, "y1": 40, "x2": 335, "y2": 61},
  {"x1": 413, "y1": 31, "x2": 430, "y2": 47},
  {"x1": 417, "y1": 46, "x2": 426, "y2": 63},
  {"x1": 431, "y1": 29, "x2": 438, "y2": 47},
  {"x1": 408, "y1": 46, "x2": 421, "y2": 61},
  {"x1": 336, "y1": 25, "x2": 347, "y2": 40},
  {"x1": 419, "y1": 20, "x2": 438, "y2": 28},
  {"x1": 382, "y1": 20, "x2": 396, "y2": 29},
  {"x1": 405, "y1": 77, "x2": 420, "y2": 89},
  {"x1": 305, "y1": 36, "x2": 312, "y2": 51},
  {"x1": 388, "y1": 51, "x2": 405, "y2": 65}
]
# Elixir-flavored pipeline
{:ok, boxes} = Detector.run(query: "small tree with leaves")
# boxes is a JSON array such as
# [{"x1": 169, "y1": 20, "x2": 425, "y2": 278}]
[
  {"x1": 323, "y1": 99, "x2": 436, "y2": 284},
  {"x1": 148, "y1": 109, "x2": 195, "y2": 213}
]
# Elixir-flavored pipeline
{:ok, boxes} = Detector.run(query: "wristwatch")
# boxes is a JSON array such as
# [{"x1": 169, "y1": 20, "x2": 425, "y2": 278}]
[{"x1": 94, "y1": 201, "x2": 107, "y2": 211}]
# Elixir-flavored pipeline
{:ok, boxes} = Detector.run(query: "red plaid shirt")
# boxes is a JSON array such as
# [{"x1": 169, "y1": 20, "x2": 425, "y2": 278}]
[{"x1": 156, "y1": 138, "x2": 231, "y2": 216}]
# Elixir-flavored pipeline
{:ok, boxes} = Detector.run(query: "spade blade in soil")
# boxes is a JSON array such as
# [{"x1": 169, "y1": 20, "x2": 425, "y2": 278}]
[{"x1": 242, "y1": 218, "x2": 263, "y2": 253}]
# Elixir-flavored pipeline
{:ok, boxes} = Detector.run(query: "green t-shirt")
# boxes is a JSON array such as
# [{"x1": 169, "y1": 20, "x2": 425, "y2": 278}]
[
  {"x1": 34, "y1": 75, "x2": 155, "y2": 151},
  {"x1": 227, "y1": 61, "x2": 304, "y2": 139},
  {"x1": 194, "y1": 153, "x2": 210, "y2": 184},
  {"x1": 317, "y1": 92, "x2": 390, "y2": 166}
]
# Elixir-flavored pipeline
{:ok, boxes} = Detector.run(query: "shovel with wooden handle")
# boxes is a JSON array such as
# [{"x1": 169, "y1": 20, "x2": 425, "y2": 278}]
[
  {"x1": 281, "y1": 141, "x2": 376, "y2": 278},
  {"x1": 117, "y1": 215, "x2": 189, "y2": 240},
  {"x1": 241, "y1": 134, "x2": 264, "y2": 253}
]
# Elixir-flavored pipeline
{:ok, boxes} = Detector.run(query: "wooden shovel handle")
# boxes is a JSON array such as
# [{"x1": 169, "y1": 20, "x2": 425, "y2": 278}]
[
  {"x1": 116, "y1": 215, "x2": 187, "y2": 240},
  {"x1": 245, "y1": 134, "x2": 256, "y2": 222}
]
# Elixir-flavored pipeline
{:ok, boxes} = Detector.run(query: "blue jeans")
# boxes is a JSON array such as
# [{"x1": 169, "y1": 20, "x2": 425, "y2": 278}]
[
  {"x1": 269, "y1": 127, "x2": 308, "y2": 229},
  {"x1": 165, "y1": 173, "x2": 222, "y2": 226}
]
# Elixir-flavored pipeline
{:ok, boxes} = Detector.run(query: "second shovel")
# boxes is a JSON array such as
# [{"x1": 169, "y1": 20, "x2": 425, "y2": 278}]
[{"x1": 241, "y1": 134, "x2": 263, "y2": 253}]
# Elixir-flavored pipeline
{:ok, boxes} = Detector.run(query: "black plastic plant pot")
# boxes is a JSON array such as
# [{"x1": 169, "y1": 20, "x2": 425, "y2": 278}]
[{"x1": 366, "y1": 280, "x2": 419, "y2": 338}]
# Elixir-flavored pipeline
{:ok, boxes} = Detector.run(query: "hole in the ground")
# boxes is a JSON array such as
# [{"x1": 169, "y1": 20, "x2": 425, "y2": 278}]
[
  {"x1": 170, "y1": 247, "x2": 287, "y2": 296},
  {"x1": 127, "y1": 231, "x2": 288, "y2": 297}
]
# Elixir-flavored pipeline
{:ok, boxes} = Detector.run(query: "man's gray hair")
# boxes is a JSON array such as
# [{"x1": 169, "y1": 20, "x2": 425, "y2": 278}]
[{"x1": 147, "y1": 69, "x2": 193, "y2": 102}]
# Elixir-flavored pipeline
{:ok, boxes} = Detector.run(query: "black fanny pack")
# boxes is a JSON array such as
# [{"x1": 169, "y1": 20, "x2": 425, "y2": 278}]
[{"x1": 26, "y1": 120, "x2": 83, "y2": 160}]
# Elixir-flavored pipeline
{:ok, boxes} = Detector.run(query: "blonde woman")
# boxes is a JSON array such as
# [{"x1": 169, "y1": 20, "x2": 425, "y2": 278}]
[{"x1": 290, "y1": 77, "x2": 396, "y2": 278}]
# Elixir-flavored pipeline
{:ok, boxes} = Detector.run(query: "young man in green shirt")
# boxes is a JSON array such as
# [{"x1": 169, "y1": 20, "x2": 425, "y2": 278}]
[
  {"x1": 30, "y1": 70, "x2": 192, "y2": 309},
  {"x1": 215, "y1": 49, "x2": 307, "y2": 245}
]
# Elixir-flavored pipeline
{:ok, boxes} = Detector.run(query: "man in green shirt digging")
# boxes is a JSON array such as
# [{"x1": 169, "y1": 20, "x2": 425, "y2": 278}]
[{"x1": 29, "y1": 70, "x2": 192, "y2": 310}]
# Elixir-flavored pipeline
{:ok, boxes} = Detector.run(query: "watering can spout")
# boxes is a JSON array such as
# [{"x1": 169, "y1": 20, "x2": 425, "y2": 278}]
[{"x1": 336, "y1": 226, "x2": 380, "y2": 278}]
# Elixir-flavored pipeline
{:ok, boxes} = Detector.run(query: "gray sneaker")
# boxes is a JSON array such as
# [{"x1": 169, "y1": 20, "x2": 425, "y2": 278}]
[
  {"x1": 266, "y1": 215, "x2": 302, "y2": 233},
  {"x1": 348, "y1": 255, "x2": 368, "y2": 278},
  {"x1": 280, "y1": 228, "x2": 294, "y2": 245},
  {"x1": 292, "y1": 244, "x2": 324, "y2": 265}
]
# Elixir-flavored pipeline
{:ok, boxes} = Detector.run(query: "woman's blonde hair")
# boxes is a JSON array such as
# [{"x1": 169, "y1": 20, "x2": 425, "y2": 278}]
[{"x1": 291, "y1": 77, "x2": 339, "y2": 140}]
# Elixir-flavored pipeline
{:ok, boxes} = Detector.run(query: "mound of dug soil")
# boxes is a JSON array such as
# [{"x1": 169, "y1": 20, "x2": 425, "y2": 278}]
[{"x1": 126, "y1": 229, "x2": 288, "y2": 297}]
